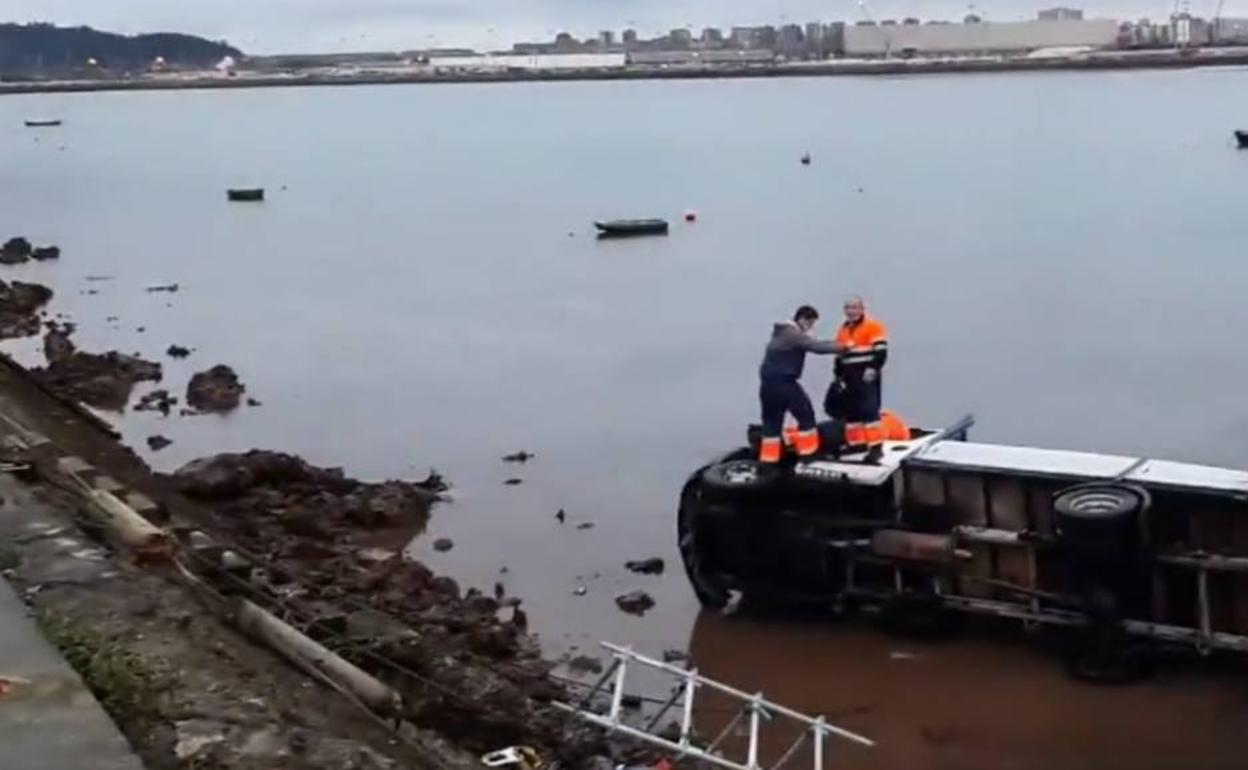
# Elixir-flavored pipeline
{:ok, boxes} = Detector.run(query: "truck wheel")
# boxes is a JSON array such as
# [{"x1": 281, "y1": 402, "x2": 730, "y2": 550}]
[
  {"x1": 678, "y1": 480, "x2": 730, "y2": 610},
  {"x1": 700, "y1": 459, "x2": 780, "y2": 501},
  {"x1": 1054, "y1": 483, "x2": 1146, "y2": 521},
  {"x1": 1054, "y1": 483, "x2": 1148, "y2": 559}
]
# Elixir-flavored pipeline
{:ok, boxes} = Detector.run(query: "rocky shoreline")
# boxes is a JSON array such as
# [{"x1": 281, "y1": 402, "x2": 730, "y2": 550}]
[
  {"x1": 167, "y1": 450, "x2": 606, "y2": 764},
  {"x1": 0, "y1": 238, "x2": 635, "y2": 769}
]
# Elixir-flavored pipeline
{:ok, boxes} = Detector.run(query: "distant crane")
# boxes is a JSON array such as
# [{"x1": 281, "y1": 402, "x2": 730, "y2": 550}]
[
  {"x1": 1214, "y1": 0, "x2": 1227, "y2": 43},
  {"x1": 856, "y1": 0, "x2": 892, "y2": 57}
]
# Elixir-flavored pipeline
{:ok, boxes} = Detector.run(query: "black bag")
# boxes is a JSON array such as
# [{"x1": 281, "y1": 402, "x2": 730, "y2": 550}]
[{"x1": 823, "y1": 379, "x2": 848, "y2": 419}]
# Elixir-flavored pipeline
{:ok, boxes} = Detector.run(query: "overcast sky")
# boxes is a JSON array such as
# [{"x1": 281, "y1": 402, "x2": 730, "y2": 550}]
[{"x1": 6, "y1": 1, "x2": 1241, "y2": 54}]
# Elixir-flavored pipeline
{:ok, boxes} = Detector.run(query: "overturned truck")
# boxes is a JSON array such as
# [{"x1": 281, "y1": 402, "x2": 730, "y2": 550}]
[{"x1": 678, "y1": 416, "x2": 1248, "y2": 682}]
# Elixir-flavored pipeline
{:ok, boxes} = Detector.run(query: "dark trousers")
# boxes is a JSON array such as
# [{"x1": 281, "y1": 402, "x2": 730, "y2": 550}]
[
  {"x1": 844, "y1": 378, "x2": 882, "y2": 423},
  {"x1": 759, "y1": 379, "x2": 815, "y2": 438}
]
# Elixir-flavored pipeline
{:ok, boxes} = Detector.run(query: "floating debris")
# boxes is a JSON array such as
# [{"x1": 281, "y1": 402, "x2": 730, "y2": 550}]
[{"x1": 147, "y1": 435, "x2": 172, "y2": 451}]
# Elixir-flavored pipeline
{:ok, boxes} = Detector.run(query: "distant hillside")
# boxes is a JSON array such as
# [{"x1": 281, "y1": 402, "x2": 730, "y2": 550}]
[{"x1": 0, "y1": 23, "x2": 242, "y2": 76}]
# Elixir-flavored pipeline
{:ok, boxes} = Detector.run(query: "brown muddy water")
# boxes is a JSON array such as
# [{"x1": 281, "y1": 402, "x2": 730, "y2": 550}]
[{"x1": 4, "y1": 69, "x2": 1248, "y2": 767}]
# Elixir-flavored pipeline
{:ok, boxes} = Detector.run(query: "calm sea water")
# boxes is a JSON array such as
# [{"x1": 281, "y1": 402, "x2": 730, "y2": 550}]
[{"x1": 4, "y1": 69, "x2": 1248, "y2": 768}]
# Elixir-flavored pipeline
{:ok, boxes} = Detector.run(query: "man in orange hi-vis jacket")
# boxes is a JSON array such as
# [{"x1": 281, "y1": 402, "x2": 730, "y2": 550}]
[{"x1": 834, "y1": 296, "x2": 889, "y2": 464}]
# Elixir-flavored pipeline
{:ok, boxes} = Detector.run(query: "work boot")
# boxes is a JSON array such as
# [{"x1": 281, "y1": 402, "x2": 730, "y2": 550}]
[{"x1": 863, "y1": 445, "x2": 884, "y2": 465}]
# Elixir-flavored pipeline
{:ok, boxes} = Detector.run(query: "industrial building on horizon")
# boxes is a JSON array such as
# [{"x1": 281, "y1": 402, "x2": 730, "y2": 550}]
[
  {"x1": 505, "y1": 7, "x2": 1248, "y2": 61},
  {"x1": 244, "y1": 7, "x2": 1248, "y2": 77}
]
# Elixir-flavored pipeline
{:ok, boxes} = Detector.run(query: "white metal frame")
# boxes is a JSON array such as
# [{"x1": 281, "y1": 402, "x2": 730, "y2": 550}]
[{"x1": 555, "y1": 643, "x2": 873, "y2": 770}]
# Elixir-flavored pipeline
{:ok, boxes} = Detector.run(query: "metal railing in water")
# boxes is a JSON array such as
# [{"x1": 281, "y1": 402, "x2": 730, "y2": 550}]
[{"x1": 554, "y1": 642, "x2": 874, "y2": 770}]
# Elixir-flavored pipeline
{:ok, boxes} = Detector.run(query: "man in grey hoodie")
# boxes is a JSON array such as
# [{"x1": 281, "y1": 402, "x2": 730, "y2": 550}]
[{"x1": 757, "y1": 305, "x2": 844, "y2": 463}]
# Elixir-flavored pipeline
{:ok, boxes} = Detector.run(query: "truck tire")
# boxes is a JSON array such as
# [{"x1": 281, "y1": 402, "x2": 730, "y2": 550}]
[
  {"x1": 678, "y1": 478, "x2": 730, "y2": 610},
  {"x1": 1054, "y1": 483, "x2": 1148, "y2": 559},
  {"x1": 700, "y1": 459, "x2": 780, "y2": 502}
]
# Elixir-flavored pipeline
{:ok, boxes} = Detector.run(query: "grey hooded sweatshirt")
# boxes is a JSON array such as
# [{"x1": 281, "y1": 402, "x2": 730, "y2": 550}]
[{"x1": 758, "y1": 321, "x2": 841, "y2": 382}]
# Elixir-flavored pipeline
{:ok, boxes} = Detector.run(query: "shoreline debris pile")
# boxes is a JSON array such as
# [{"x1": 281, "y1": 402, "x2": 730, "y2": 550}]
[{"x1": 168, "y1": 450, "x2": 605, "y2": 763}]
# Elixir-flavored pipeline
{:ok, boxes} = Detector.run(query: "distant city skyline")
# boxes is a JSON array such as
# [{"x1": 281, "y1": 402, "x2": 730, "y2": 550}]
[{"x1": 6, "y1": 1, "x2": 1246, "y2": 53}]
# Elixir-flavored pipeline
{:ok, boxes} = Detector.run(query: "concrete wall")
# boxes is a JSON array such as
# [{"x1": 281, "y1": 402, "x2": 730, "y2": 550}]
[
  {"x1": 844, "y1": 19, "x2": 1119, "y2": 55},
  {"x1": 428, "y1": 53, "x2": 625, "y2": 70}
]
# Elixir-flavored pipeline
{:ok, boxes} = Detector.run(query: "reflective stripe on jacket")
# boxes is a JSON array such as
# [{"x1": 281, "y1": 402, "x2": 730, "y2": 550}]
[{"x1": 834, "y1": 316, "x2": 888, "y2": 383}]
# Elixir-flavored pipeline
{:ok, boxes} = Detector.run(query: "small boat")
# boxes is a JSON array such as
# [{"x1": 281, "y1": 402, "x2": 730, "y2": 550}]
[
  {"x1": 594, "y1": 219, "x2": 669, "y2": 238},
  {"x1": 1235, "y1": 130, "x2": 1248, "y2": 149},
  {"x1": 24, "y1": 119, "x2": 62, "y2": 128},
  {"x1": 227, "y1": 188, "x2": 265, "y2": 202}
]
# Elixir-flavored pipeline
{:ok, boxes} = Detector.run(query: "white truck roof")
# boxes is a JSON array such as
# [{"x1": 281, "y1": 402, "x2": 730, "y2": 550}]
[{"x1": 907, "y1": 441, "x2": 1248, "y2": 496}]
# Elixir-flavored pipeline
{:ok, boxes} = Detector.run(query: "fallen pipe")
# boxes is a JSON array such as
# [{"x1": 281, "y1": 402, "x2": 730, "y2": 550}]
[
  {"x1": 232, "y1": 597, "x2": 402, "y2": 718},
  {"x1": 86, "y1": 489, "x2": 174, "y2": 562}
]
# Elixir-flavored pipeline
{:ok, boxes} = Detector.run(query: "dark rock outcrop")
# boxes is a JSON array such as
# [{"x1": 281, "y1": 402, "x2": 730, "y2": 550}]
[
  {"x1": 624, "y1": 557, "x2": 665, "y2": 575},
  {"x1": 615, "y1": 590, "x2": 655, "y2": 616},
  {"x1": 0, "y1": 237, "x2": 32, "y2": 264},
  {"x1": 186, "y1": 364, "x2": 245, "y2": 412},
  {"x1": 0, "y1": 280, "x2": 52, "y2": 338},
  {"x1": 32, "y1": 328, "x2": 162, "y2": 411}
]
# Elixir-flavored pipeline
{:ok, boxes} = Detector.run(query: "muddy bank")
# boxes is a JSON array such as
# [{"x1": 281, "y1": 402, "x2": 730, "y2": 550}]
[
  {"x1": 167, "y1": 450, "x2": 608, "y2": 764},
  {"x1": 33, "y1": 327, "x2": 163, "y2": 411}
]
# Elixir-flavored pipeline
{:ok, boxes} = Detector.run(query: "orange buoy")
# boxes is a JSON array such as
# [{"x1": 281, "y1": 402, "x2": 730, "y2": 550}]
[{"x1": 684, "y1": 210, "x2": 697, "y2": 222}]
